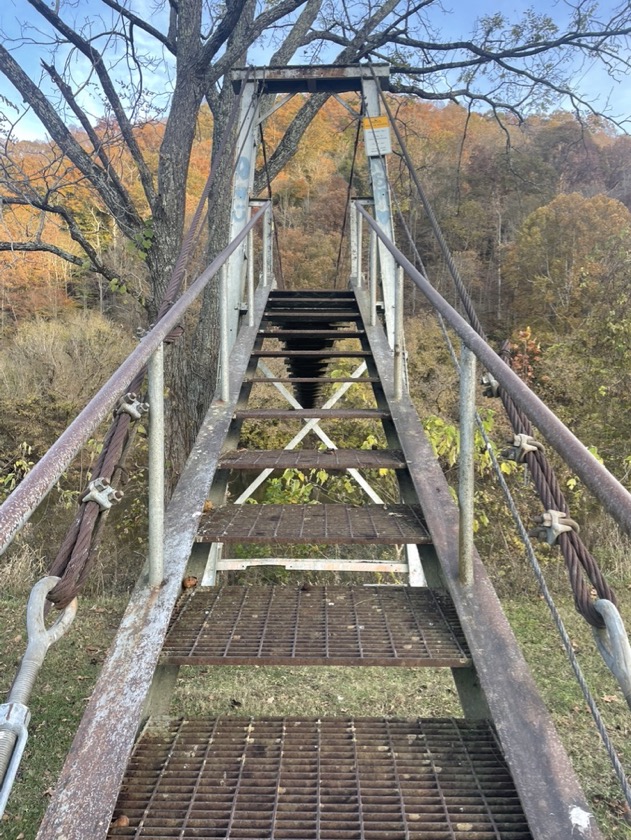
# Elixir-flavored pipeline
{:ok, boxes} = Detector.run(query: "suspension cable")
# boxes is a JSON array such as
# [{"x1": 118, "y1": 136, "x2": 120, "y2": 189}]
[
  {"x1": 46, "y1": 73, "x2": 253, "y2": 609},
  {"x1": 333, "y1": 116, "x2": 362, "y2": 290},
  {"x1": 356, "y1": 71, "x2": 631, "y2": 797},
  {"x1": 259, "y1": 122, "x2": 285, "y2": 290},
  {"x1": 372, "y1": 124, "x2": 631, "y2": 801},
  {"x1": 368, "y1": 63, "x2": 617, "y2": 629}
]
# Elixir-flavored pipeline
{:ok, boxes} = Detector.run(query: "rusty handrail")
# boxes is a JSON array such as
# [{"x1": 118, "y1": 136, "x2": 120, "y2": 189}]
[
  {"x1": 354, "y1": 201, "x2": 631, "y2": 537},
  {"x1": 0, "y1": 202, "x2": 270, "y2": 557}
]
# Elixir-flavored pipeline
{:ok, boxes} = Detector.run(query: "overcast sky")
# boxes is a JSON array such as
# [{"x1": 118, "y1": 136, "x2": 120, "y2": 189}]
[{"x1": 1, "y1": 0, "x2": 630, "y2": 139}]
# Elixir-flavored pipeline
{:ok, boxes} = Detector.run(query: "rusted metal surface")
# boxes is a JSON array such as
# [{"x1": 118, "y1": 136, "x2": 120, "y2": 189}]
[
  {"x1": 107, "y1": 716, "x2": 531, "y2": 839},
  {"x1": 218, "y1": 448, "x2": 406, "y2": 471},
  {"x1": 197, "y1": 504, "x2": 431, "y2": 545},
  {"x1": 253, "y1": 349, "x2": 370, "y2": 357},
  {"x1": 264, "y1": 310, "x2": 361, "y2": 321},
  {"x1": 36, "y1": 286, "x2": 272, "y2": 840},
  {"x1": 246, "y1": 376, "x2": 379, "y2": 383},
  {"x1": 355, "y1": 285, "x2": 604, "y2": 840},
  {"x1": 0, "y1": 203, "x2": 270, "y2": 559},
  {"x1": 162, "y1": 585, "x2": 470, "y2": 666},
  {"x1": 355, "y1": 203, "x2": 631, "y2": 539},
  {"x1": 259, "y1": 330, "x2": 365, "y2": 338},
  {"x1": 234, "y1": 408, "x2": 388, "y2": 419}
]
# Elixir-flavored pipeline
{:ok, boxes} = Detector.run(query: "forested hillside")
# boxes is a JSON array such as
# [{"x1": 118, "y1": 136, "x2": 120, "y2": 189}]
[{"x1": 2, "y1": 96, "x2": 630, "y2": 489}]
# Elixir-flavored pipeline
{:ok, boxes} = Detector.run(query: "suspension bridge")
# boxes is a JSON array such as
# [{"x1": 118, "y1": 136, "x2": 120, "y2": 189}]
[{"x1": 1, "y1": 64, "x2": 631, "y2": 840}]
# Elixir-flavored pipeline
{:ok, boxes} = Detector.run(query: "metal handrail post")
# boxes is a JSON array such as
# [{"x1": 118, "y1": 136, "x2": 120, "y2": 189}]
[
  {"x1": 350, "y1": 202, "x2": 359, "y2": 285},
  {"x1": 357, "y1": 210, "x2": 363, "y2": 288},
  {"x1": 394, "y1": 265, "x2": 404, "y2": 399},
  {"x1": 220, "y1": 266, "x2": 230, "y2": 402},
  {"x1": 247, "y1": 225, "x2": 255, "y2": 326},
  {"x1": 458, "y1": 344, "x2": 476, "y2": 585},
  {"x1": 369, "y1": 229, "x2": 377, "y2": 326},
  {"x1": 147, "y1": 343, "x2": 165, "y2": 588}
]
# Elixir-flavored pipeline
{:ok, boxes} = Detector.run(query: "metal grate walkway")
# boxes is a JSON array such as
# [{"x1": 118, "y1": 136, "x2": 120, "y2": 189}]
[
  {"x1": 197, "y1": 504, "x2": 431, "y2": 544},
  {"x1": 162, "y1": 586, "x2": 470, "y2": 666},
  {"x1": 217, "y1": 449, "x2": 407, "y2": 471},
  {"x1": 107, "y1": 717, "x2": 533, "y2": 839}
]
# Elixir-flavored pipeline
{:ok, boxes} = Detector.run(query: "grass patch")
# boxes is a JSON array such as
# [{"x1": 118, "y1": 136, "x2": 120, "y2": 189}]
[{"x1": 1, "y1": 589, "x2": 630, "y2": 838}]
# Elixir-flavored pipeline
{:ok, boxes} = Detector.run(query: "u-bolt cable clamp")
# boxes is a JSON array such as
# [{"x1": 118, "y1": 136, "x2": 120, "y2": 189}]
[
  {"x1": 82, "y1": 477, "x2": 124, "y2": 510},
  {"x1": 528, "y1": 509, "x2": 580, "y2": 545},
  {"x1": 115, "y1": 392, "x2": 149, "y2": 421},
  {"x1": 503, "y1": 433, "x2": 544, "y2": 463}
]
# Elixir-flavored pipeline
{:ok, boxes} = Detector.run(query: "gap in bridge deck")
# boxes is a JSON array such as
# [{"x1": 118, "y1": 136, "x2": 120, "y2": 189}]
[{"x1": 171, "y1": 664, "x2": 462, "y2": 721}]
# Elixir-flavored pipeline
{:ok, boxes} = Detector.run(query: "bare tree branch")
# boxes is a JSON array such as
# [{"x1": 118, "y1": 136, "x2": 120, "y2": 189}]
[
  {"x1": 28, "y1": 0, "x2": 156, "y2": 207},
  {"x1": 0, "y1": 240, "x2": 84, "y2": 265},
  {"x1": 0, "y1": 44, "x2": 143, "y2": 238}
]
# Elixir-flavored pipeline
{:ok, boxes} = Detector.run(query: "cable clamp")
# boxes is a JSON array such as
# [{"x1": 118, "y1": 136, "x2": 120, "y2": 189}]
[
  {"x1": 503, "y1": 433, "x2": 544, "y2": 462},
  {"x1": 481, "y1": 372, "x2": 500, "y2": 398},
  {"x1": 528, "y1": 509, "x2": 579, "y2": 545},
  {"x1": 115, "y1": 392, "x2": 149, "y2": 421},
  {"x1": 82, "y1": 477, "x2": 123, "y2": 510}
]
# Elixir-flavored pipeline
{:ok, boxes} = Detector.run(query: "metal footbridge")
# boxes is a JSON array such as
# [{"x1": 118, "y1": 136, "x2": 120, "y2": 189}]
[{"x1": 1, "y1": 65, "x2": 630, "y2": 840}]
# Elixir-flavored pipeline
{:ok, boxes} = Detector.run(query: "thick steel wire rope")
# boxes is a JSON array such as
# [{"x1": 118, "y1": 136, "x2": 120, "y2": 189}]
[
  {"x1": 390, "y1": 195, "x2": 631, "y2": 805},
  {"x1": 259, "y1": 122, "x2": 285, "y2": 290},
  {"x1": 47, "y1": 77, "x2": 252, "y2": 608},
  {"x1": 369, "y1": 64, "x2": 616, "y2": 627},
  {"x1": 333, "y1": 117, "x2": 362, "y2": 290}
]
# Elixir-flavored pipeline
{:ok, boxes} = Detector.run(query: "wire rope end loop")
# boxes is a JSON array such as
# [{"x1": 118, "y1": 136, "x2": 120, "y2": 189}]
[
  {"x1": 26, "y1": 577, "x2": 77, "y2": 652},
  {"x1": 593, "y1": 599, "x2": 631, "y2": 710},
  {"x1": 528, "y1": 509, "x2": 579, "y2": 545}
]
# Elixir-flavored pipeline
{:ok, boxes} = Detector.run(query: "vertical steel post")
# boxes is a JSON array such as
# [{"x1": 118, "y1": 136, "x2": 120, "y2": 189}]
[
  {"x1": 220, "y1": 266, "x2": 230, "y2": 402},
  {"x1": 148, "y1": 343, "x2": 165, "y2": 588},
  {"x1": 459, "y1": 344, "x2": 476, "y2": 586},
  {"x1": 394, "y1": 265, "x2": 404, "y2": 400},
  {"x1": 262, "y1": 206, "x2": 270, "y2": 287},
  {"x1": 356, "y1": 210, "x2": 363, "y2": 288},
  {"x1": 247, "y1": 224, "x2": 254, "y2": 326},
  {"x1": 369, "y1": 229, "x2": 377, "y2": 327},
  {"x1": 350, "y1": 202, "x2": 359, "y2": 286}
]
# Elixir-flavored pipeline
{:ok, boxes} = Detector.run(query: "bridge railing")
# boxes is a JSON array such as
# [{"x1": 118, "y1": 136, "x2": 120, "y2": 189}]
[
  {"x1": 353, "y1": 199, "x2": 631, "y2": 539},
  {"x1": 0, "y1": 200, "x2": 271, "y2": 817}
]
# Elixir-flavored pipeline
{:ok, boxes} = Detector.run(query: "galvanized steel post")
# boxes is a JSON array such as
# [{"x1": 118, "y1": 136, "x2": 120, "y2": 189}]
[
  {"x1": 369, "y1": 229, "x2": 377, "y2": 326},
  {"x1": 394, "y1": 265, "x2": 404, "y2": 399},
  {"x1": 147, "y1": 344, "x2": 165, "y2": 588},
  {"x1": 262, "y1": 206, "x2": 270, "y2": 287},
  {"x1": 220, "y1": 266, "x2": 230, "y2": 402},
  {"x1": 350, "y1": 201, "x2": 359, "y2": 285},
  {"x1": 356, "y1": 209, "x2": 363, "y2": 288},
  {"x1": 459, "y1": 344, "x2": 476, "y2": 585},
  {"x1": 247, "y1": 224, "x2": 254, "y2": 327}
]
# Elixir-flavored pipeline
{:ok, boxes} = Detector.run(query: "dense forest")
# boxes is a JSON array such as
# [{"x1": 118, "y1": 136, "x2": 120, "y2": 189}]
[{"x1": 2, "y1": 95, "x2": 630, "y2": 487}]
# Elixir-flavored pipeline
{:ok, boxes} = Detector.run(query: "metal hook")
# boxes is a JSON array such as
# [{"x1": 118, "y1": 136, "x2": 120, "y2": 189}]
[
  {"x1": 593, "y1": 599, "x2": 631, "y2": 711},
  {"x1": 0, "y1": 577, "x2": 77, "y2": 818},
  {"x1": 27, "y1": 576, "x2": 77, "y2": 651}
]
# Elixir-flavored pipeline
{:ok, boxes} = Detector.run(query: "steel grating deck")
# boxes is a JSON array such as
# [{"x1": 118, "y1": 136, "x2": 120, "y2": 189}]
[
  {"x1": 218, "y1": 450, "x2": 407, "y2": 471},
  {"x1": 108, "y1": 717, "x2": 532, "y2": 839},
  {"x1": 196, "y1": 505, "x2": 431, "y2": 544},
  {"x1": 162, "y1": 586, "x2": 470, "y2": 666}
]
